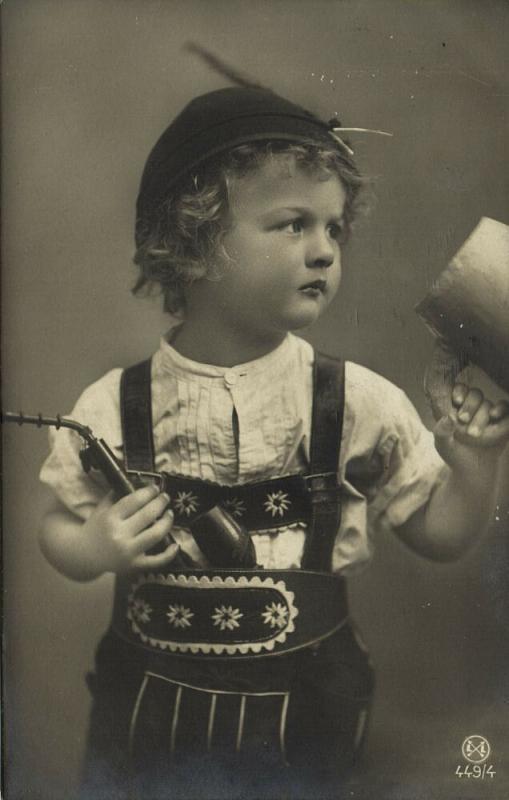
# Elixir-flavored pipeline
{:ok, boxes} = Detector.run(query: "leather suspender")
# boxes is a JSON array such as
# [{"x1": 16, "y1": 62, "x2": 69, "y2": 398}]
[
  {"x1": 120, "y1": 351, "x2": 345, "y2": 572},
  {"x1": 301, "y1": 352, "x2": 345, "y2": 571},
  {"x1": 120, "y1": 359, "x2": 155, "y2": 472}
]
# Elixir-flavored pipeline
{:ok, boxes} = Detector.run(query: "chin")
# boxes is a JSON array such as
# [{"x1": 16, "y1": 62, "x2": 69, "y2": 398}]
[
  {"x1": 267, "y1": 296, "x2": 329, "y2": 333},
  {"x1": 281, "y1": 308, "x2": 323, "y2": 331}
]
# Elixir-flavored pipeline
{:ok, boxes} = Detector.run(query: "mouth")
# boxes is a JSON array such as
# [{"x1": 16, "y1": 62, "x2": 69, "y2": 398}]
[{"x1": 298, "y1": 279, "x2": 327, "y2": 296}]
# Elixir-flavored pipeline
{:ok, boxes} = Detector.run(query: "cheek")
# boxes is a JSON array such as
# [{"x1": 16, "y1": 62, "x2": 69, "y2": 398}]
[
  {"x1": 223, "y1": 237, "x2": 273, "y2": 276},
  {"x1": 234, "y1": 247, "x2": 291, "y2": 289},
  {"x1": 331, "y1": 264, "x2": 342, "y2": 291},
  {"x1": 222, "y1": 231, "x2": 303, "y2": 297},
  {"x1": 259, "y1": 241, "x2": 302, "y2": 282},
  {"x1": 320, "y1": 263, "x2": 342, "y2": 306}
]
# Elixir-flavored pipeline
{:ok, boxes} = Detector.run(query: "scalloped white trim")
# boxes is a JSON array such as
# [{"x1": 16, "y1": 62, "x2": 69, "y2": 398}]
[{"x1": 127, "y1": 572, "x2": 299, "y2": 655}]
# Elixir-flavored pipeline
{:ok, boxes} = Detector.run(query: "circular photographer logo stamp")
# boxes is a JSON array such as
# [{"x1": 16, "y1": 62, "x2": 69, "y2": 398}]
[{"x1": 461, "y1": 735, "x2": 491, "y2": 764}]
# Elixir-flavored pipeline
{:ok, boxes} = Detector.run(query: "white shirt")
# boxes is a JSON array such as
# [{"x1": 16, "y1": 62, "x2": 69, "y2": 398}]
[{"x1": 40, "y1": 332, "x2": 446, "y2": 574}]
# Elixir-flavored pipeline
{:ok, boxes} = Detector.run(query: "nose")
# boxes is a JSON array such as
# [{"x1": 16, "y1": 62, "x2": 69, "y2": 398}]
[{"x1": 305, "y1": 229, "x2": 335, "y2": 269}]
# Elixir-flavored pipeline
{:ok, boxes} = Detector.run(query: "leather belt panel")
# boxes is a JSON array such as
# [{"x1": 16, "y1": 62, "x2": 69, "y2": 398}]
[{"x1": 112, "y1": 569, "x2": 348, "y2": 659}]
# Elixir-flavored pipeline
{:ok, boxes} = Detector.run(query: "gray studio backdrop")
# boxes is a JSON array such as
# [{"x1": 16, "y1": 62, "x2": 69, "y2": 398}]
[{"x1": 3, "y1": 1, "x2": 509, "y2": 798}]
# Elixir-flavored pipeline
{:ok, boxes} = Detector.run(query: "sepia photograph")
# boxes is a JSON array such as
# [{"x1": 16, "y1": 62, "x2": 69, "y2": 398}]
[{"x1": 2, "y1": 1, "x2": 509, "y2": 798}]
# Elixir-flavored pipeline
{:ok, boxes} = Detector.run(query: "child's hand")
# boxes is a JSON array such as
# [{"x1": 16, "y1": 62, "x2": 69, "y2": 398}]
[
  {"x1": 434, "y1": 383, "x2": 509, "y2": 471},
  {"x1": 81, "y1": 485, "x2": 179, "y2": 574},
  {"x1": 424, "y1": 341, "x2": 509, "y2": 471}
]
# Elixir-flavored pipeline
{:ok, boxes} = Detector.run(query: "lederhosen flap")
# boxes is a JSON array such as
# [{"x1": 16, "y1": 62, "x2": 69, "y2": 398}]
[{"x1": 112, "y1": 350, "x2": 347, "y2": 658}]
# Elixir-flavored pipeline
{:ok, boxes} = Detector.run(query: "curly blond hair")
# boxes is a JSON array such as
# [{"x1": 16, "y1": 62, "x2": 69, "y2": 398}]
[{"x1": 133, "y1": 140, "x2": 365, "y2": 314}]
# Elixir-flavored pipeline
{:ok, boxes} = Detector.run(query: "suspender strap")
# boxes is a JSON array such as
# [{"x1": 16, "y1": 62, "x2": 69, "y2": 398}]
[
  {"x1": 301, "y1": 352, "x2": 345, "y2": 572},
  {"x1": 120, "y1": 358, "x2": 155, "y2": 472},
  {"x1": 119, "y1": 351, "x2": 345, "y2": 572}
]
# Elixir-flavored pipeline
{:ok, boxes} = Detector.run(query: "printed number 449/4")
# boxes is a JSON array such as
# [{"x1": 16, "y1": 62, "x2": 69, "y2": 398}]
[{"x1": 456, "y1": 764, "x2": 496, "y2": 779}]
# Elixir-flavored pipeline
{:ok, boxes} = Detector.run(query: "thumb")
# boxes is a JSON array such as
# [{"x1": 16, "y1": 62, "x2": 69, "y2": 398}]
[
  {"x1": 96, "y1": 489, "x2": 116, "y2": 510},
  {"x1": 432, "y1": 413, "x2": 459, "y2": 464},
  {"x1": 163, "y1": 542, "x2": 181, "y2": 563},
  {"x1": 424, "y1": 341, "x2": 468, "y2": 421},
  {"x1": 433, "y1": 413, "x2": 457, "y2": 441},
  {"x1": 131, "y1": 542, "x2": 181, "y2": 572},
  {"x1": 145, "y1": 542, "x2": 181, "y2": 569}
]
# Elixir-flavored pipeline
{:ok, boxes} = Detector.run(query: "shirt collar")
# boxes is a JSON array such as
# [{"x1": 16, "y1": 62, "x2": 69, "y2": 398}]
[{"x1": 155, "y1": 323, "x2": 296, "y2": 383}]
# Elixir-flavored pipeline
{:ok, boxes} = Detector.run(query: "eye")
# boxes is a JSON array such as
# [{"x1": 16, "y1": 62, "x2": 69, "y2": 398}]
[
  {"x1": 277, "y1": 219, "x2": 304, "y2": 234},
  {"x1": 327, "y1": 221, "x2": 348, "y2": 243}
]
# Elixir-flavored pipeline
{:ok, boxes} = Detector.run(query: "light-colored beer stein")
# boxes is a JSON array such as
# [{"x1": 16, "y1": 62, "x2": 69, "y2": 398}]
[{"x1": 416, "y1": 217, "x2": 509, "y2": 416}]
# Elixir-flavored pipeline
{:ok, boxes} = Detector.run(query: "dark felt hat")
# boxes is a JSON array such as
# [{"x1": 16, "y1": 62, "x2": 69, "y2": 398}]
[{"x1": 135, "y1": 87, "x2": 341, "y2": 246}]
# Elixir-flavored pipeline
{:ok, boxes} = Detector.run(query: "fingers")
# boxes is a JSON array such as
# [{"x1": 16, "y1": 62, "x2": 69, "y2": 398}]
[
  {"x1": 452, "y1": 386, "x2": 509, "y2": 427},
  {"x1": 435, "y1": 388, "x2": 509, "y2": 457},
  {"x1": 452, "y1": 387, "x2": 509, "y2": 444},
  {"x1": 490, "y1": 400, "x2": 509, "y2": 422},
  {"x1": 115, "y1": 486, "x2": 171, "y2": 531},
  {"x1": 463, "y1": 400, "x2": 492, "y2": 438},
  {"x1": 451, "y1": 383, "x2": 468, "y2": 409},
  {"x1": 128, "y1": 491, "x2": 171, "y2": 534},
  {"x1": 470, "y1": 414, "x2": 509, "y2": 447},
  {"x1": 454, "y1": 387, "x2": 484, "y2": 424},
  {"x1": 132, "y1": 542, "x2": 181, "y2": 571},
  {"x1": 115, "y1": 485, "x2": 161, "y2": 519},
  {"x1": 132, "y1": 509, "x2": 174, "y2": 554}
]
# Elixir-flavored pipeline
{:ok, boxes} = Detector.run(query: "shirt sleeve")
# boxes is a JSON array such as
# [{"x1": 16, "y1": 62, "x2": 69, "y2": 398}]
[
  {"x1": 367, "y1": 382, "x2": 448, "y2": 532},
  {"x1": 340, "y1": 362, "x2": 448, "y2": 538},
  {"x1": 39, "y1": 368, "x2": 124, "y2": 520}
]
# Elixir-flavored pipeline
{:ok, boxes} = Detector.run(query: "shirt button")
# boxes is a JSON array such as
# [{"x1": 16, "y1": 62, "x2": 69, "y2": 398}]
[{"x1": 224, "y1": 369, "x2": 238, "y2": 387}]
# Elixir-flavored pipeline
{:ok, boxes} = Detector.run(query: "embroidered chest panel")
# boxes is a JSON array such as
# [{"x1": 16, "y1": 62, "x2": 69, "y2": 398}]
[{"x1": 160, "y1": 472, "x2": 312, "y2": 531}]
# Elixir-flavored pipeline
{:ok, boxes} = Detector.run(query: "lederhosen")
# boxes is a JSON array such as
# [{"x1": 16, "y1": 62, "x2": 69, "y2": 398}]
[{"x1": 81, "y1": 353, "x2": 375, "y2": 800}]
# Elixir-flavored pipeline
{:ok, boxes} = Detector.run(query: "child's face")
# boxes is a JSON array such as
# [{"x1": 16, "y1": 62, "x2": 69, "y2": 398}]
[{"x1": 191, "y1": 155, "x2": 346, "y2": 339}]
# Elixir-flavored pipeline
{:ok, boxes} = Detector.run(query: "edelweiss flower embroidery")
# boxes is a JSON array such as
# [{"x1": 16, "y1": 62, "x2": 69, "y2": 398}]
[
  {"x1": 263, "y1": 491, "x2": 291, "y2": 518},
  {"x1": 130, "y1": 598, "x2": 152, "y2": 625},
  {"x1": 174, "y1": 490, "x2": 199, "y2": 517},
  {"x1": 212, "y1": 605, "x2": 243, "y2": 631},
  {"x1": 261, "y1": 602, "x2": 289, "y2": 630},
  {"x1": 166, "y1": 604, "x2": 194, "y2": 629},
  {"x1": 223, "y1": 497, "x2": 246, "y2": 518}
]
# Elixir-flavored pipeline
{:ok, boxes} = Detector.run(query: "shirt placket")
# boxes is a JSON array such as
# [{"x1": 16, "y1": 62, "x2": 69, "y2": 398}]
[
  {"x1": 223, "y1": 368, "x2": 272, "y2": 485},
  {"x1": 221, "y1": 368, "x2": 279, "y2": 566}
]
